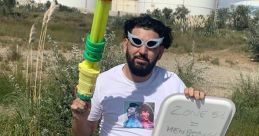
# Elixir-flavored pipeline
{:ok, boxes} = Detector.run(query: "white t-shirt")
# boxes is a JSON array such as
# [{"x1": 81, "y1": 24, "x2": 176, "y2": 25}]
[{"x1": 88, "y1": 64, "x2": 186, "y2": 136}]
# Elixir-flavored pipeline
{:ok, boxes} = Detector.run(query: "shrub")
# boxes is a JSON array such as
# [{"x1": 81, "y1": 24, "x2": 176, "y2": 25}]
[
  {"x1": 7, "y1": 45, "x2": 22, "y2": 61},
  {"x1": 175, "y1": 43, "x2": 206, "y2": 87},
  {"x1": 232, "y1": 74, "x2": 259, "y2": 124},
  {"x1": 0, "y1": 72, "x2": 15, "y2": 101},
  {"x1": 211, "y1": 58, "x2": 220, "y2": 65},
  {"x1": 232, "y1": 5, "x2": 250, "y2": 30},
  {"x1": 196, "y1": 11, "x2": 218, "y2": 37},
  {"x1": 248, "y1": 18, "x2": 259, "y2": 61},
  {"x1": 101, "y1": 30, "x2": 125, "y2": 72},
  {"x1": 176, "y1": 58, "x2": 206, "y2": 87},
  {"x1": 216, "y1": 8, "x2": 231, "y2": 29},
  {"x1": 227, "y1": 74, "x2": 259, "y2": 135},
  {"x1": 0, "y1": 0, "x2": 16, "y2": 16}
]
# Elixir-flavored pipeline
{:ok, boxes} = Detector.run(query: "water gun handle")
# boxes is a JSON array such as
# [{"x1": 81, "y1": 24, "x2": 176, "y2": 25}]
[{"x1": 77, "y1": 0, "x2": 112, "y2": 101}]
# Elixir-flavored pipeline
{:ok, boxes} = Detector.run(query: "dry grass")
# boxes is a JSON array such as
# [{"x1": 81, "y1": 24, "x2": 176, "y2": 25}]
[{"x1": 34, "y1": 1, "x2": 59, "y2": 103}]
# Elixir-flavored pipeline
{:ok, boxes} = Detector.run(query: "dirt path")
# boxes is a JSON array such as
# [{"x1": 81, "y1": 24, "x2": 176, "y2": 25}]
[{"x1": 158, "y1": 50, "x2": 259, "y2": 98}]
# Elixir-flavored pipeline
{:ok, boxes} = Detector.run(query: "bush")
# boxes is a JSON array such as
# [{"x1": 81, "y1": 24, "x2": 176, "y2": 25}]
[
  {"x1": 232, "y1": 5, "x2": 250, "y2": 30},
  {"x1": 0, "y1": 0, "x2": 16, "y2": 16},
  {"x1": 175, "y1": 44, "x2": 206, "y2": 87},
  {"x1": 0, "y1": 41, "x2": 82, "y2": 135},
  {"x1": 204, "y1": 11, "x2": 217, "y2": 36},
  {"x1": 7, "y1": 45, "x2": 22, "y2": 61},
  {"x1": 248, "y1": 19, "x2": 259, "y2": 61},
  {"x1": 227, "y1": 74, "x2": 259, "y2": 135},
  {"x1": 232, "y1": 74, "x2": 259, "y2": 123},
  {"x1": 216, "y1": 8, "x2": 231, "y2": 29},
  {"x1": 101, "y1": 30, "x2": 125, "y2": 72},
  {"x1": 0, "y1": 73, "x2": 15, "y2": 101}
]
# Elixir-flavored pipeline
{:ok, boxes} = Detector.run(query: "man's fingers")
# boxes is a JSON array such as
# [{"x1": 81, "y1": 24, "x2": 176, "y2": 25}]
[
  {"x1": 194, "y1": 90, "x2": 200, "y2": 100},
  {"x1": 184, "y1": 87, "x2": 194, "y2": 97},
  {"x1": 71, "y1": 98, "x2": 90, "y2": 114},
  {"x1": 184, "y1": 87, "x2": 206, "y2": 100},
  {"x1": 199, "y1": 91, "x2": 205, "y2": 99},
  {"x1": 184, "y1": 88, "x2": 189, "y2": 97}
]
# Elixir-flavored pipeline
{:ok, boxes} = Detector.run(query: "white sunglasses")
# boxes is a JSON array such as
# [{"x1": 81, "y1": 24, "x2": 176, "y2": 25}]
[{"x1": 127, "y1": 31, "x2": 164, "y2": 49}]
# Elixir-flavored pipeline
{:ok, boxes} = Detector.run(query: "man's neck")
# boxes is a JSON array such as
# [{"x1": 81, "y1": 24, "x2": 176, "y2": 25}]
[{"x1": 122, "y1": 64, "x2": 152, "y2": 83}]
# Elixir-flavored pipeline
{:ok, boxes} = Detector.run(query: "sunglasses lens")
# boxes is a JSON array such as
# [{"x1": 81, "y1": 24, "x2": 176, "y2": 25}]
[
  {"x1": 147, "y1": 41, "x2": 158, "y2": 48},
  {"x1": 132, "y1": 38, "x2": 142, "y2": 45}
]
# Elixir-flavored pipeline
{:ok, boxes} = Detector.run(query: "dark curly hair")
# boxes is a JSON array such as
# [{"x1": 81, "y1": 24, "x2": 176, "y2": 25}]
[{"x1": 123, "y1": 15, "x2": 173, "y2": 49}]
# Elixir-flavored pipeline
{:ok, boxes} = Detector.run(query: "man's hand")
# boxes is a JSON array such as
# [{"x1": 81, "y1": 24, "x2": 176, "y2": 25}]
[
  {"x1": 184, "y1": 87, "x2": 205, "y2": 100},
  {"x1": 71, "y1": 97, "x2": 97, "y2": 136},
  {"x1": 71, "y1": 97, "x2": 90, "y2": 120}
]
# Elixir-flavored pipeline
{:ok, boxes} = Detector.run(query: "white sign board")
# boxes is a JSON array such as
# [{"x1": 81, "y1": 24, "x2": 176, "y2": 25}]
[{"x1": 153, "y1": 94, "x2": 236, "y2": 136}]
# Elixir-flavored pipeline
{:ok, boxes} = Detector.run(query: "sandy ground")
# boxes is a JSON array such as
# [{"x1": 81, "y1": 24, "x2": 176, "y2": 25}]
[{"x1": 158, "y1": 50, "x2": 259, "y2": 98}]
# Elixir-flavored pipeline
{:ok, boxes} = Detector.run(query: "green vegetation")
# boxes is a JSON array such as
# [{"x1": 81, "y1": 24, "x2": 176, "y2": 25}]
[
  {"x1": 248, "y1": 16, "x2": 259, "y2": 61},
  {"x1": 0, "y1": 2, "x2": 259, "y2": 136},
  {"x1": 227, "y1": 74, "x2": 259, "y2": 135}
]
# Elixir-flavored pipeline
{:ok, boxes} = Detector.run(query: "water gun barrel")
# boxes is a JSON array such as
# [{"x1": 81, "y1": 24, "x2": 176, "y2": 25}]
[{"x1": 77, "y1": 0, "x2": 112, "y2": 101}]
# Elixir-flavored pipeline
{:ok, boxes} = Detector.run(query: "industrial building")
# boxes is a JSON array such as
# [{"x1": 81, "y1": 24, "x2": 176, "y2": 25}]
[
  {"x1": 16, "y1": 0, "x2": 259, "y2": 16},
  {"x1": 109, "y1": 0, "x2": 218, "y2": 15},
  {"x1": 86, "y1": 0, "x2": 259, "y2": 15}
]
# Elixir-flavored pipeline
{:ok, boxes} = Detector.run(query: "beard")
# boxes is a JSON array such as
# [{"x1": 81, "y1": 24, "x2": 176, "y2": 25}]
[{"x1": 126, "y1": 49, "x2": 159, "y2": 77}]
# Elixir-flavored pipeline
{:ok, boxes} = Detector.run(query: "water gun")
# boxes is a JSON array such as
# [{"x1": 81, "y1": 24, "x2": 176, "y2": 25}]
[{"x1": 77, "y1": 0, "x2": 112, "y2": 101}]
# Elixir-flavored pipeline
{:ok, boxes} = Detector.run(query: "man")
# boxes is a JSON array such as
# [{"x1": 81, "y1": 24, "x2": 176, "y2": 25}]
[{"x1": 71, "y1": 15, "x2": 205, "y2": 136}]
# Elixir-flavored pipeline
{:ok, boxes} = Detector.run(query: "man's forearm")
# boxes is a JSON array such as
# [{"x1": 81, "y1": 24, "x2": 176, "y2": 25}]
[
  {"x1": 72, "y1": 117, "x2": 95, "y2": 136},
  {"x1": 71, "y1": 98, "x2": 97, "y2": 136}
]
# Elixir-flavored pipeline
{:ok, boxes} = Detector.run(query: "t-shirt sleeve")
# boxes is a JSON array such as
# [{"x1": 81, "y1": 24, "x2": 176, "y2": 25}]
[
  {"x1": 88, "y1": 77, "x2": 103, "y2": 121},
  {"x1": 178, "y1": 79, "x2": 186, "y2": 93},
  {"x1": 175, "y1": 74, "x2": 186, "y2": 93}
]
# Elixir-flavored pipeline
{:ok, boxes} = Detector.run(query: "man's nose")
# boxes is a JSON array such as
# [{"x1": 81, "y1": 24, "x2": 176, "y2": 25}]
[{"x1": 139, "y1": 44, "x2": 148, "y2": 55}]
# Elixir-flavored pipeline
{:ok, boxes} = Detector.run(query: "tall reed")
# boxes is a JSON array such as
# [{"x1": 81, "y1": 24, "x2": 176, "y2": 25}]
[
  {"x1": 26, "y1": 23, "x2": 36, "y2": 88},
  {"x1": 34, "y1": 0, "x2": 59, "y2": 104}
]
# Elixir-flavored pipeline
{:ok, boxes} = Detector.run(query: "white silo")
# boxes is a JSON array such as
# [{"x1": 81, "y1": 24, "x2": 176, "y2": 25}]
[
  {"x1": 111, "y1": 0, "x2": 139, "y2": 15},
  {"x1": 137, "y1": 0, "x2": 218, "y2": 15},
  {"x1": 86, "y1": 0, "x2": 96, "y2": 13}
]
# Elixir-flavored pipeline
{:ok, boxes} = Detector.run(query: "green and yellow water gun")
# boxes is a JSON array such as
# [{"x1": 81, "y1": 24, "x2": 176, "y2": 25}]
[{"x1": 77, "y1": 0, "x2": 112, "y2": 101}]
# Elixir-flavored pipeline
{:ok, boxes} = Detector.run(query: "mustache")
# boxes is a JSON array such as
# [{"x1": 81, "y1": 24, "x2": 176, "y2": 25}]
[{"x1": 133, "y1": 54, "x2": 149, "y2": 62}]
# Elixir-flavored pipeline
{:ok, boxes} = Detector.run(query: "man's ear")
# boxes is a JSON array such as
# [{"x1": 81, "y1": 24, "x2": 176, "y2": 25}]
[
  {"x1": 122, "y1": 38, "x2": 128, "y2": 53},
  {"x1": 158, "y1": 46, "x2": 165, "y2": 60}
]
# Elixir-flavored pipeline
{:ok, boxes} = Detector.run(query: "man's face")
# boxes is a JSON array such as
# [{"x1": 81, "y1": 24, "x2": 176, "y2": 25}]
[
  {"x1": 123, "y1": 27, "x2": 164, "y2": 77},
  {"x1": 127, "y1": 107, "x2": 137, "y2": 116}
]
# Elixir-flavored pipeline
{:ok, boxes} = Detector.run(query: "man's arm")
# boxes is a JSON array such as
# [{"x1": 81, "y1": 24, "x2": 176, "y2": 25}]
[{"x1": 71, "y1": 98, "x2": 98, "y2": 136}]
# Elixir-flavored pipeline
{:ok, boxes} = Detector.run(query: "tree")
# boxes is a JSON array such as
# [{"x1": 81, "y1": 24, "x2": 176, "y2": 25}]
[
  {"x1": 45, "y1": 0, "x2": 51, "y2": 8},
  {"x1": 0, "y1": 0, "x2": 16, "y2": 15},
  {"x1": 248, "y1": 17, "x2": 259, "y2": 61},
  {"x1": 216, "y1": 8, "x2": 231, "y2": 29},
  {"x1": 2, "y1": 0, "x2": 16, "y2": 9},
  {"x1": 232, "y1": 5, "x2": 250, "y2": 30},
  {"x1": 162, "y1": 7, "x2": 173, "y2": 20},
  {"x1": 151, "y1": 8, "x2": 162, "y2": 19},
  {"x1": 173, "y1": 5, "x2": 189, "y2": 21},
  {"x1": 173, "y1": 5, "x2": 190, "y2": 32}
]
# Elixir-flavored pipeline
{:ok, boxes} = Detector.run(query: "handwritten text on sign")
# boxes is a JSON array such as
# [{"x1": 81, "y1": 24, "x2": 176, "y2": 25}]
[
  {"x1": 160, "y1": 105, "x2": 227, "y2": 136},
  {"x1": 170, "y1": 105, "x2": 226, "y2": 119}
]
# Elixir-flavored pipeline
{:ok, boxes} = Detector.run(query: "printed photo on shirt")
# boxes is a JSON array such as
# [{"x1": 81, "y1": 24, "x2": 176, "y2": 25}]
[{"x1": 123, "y1": 101, "x2": 155, "y2": 129}]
